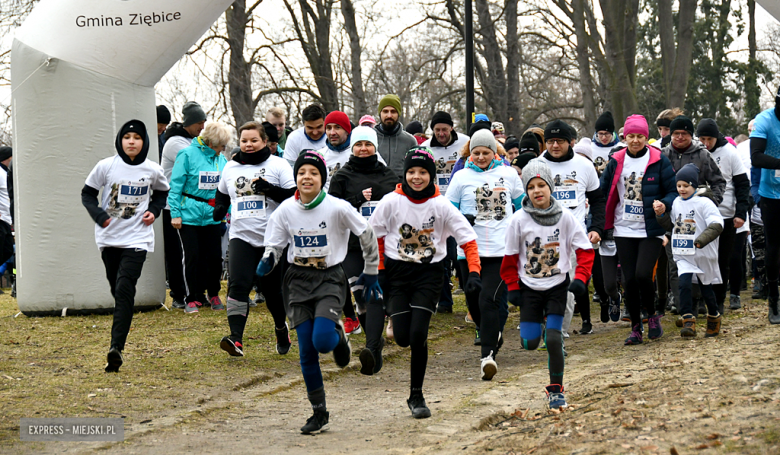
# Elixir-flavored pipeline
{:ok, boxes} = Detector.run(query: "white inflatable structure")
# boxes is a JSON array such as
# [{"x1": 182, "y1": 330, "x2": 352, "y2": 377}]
[
  {"x1": 757, "y1": 0, "x2": 780, "y2": 23},
  {"x1": 12, "y1": 0, "x2": 232, "y2": 315}
]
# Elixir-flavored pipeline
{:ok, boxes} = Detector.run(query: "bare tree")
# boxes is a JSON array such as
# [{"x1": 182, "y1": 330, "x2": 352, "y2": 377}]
[
  {"x1": 658, "y1": 0, "x2": 697, "y2": 108},
  {"x1": 340, "y1": 0, "x2": 368, "y2": 115}
]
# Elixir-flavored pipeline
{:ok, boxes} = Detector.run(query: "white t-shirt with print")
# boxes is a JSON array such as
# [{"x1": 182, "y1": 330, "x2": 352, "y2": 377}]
[
  {"x1": 370, "y1": 191, "x2": 477, "y2": 264},
  {"x1": 318, "y1": 147, "x2": 386, "y2": 192},
  {"x1": 218, "y1": 156, "x2": 295, "y2": 248},
  {"x1": 710, "y1": 142, "x2": 747, "y2": 219},
  {"x1": 613, "y1": 151, "x2": 650, "y2": 238},
  {"x1": 264, "y1": 193, "x2": 368, "y2": 268},
  {"x1": 84, "y1": 155, "x2": 169, "y2": 252},
  {"x1": 538, "y1": 153, "x2": 600, "y2": 230},
  {"x1": 282, "y1": 127, "x2": 327, "y2": 166},
  {"x1": 422, "y1": 133, "x2": 470, "y2": 194},
  {"x1": 669, "y1": 195, "x2": 724, "y2": 284},
  {"x1": 589, "y1": 142, "x2": 612, "y2": 177},
  {"x1": 446, "y1": 165, "x2": 524, "y2": 257},
  {"x1": 504, "y1": 207, "x2": 592, "y2": 291}
]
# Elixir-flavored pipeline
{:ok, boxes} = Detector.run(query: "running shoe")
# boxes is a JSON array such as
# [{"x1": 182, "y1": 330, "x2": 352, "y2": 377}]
[
  {"x1": 105, "y1": 347, "x2": 123, "y2": 373},
  {"x1": 436, "y1": 304, "x2": 453, "y2": 314},
  {"x1": 254, "y1": 292, "x2": 265, "y2": 305},
  {"x1": 171, "y1": 299, "x2": 186, "y2": 309},
  {"x1": 407, "y1": 394, "x2": 432, "y2": 419},
  {"x1": 333, "y1": 321, "x2": 352, "y2": 368},
  {"x1": 705, "y1": 314, "x2": 721, "y2": 338},
  {"x1": 300, "y1": 409, "x2": 329, "y2": 434},
  {"x1": 210, "y1": 296, "x2": 225, "y2": 311},
  {"x1": 647, "y1": 314, "x2": 663, "y2": 340},
  {"x1": 220, "y1": 336, "x2": 244, "y2": 356},
  {"x1": 465, "y1": 312, "x2": 474, "y2": 324},
  {"x1": 359, "y1": 348, "x2": 375, "y2": 376},
  {"x1": 593, "y1": 293, "x2": 601, "y2": 303},
  {"x1": 620, "y1": 306, "x2": 630, "y2": 322},
  {"x1": 753, "y1": 281, "x2": 765, "y2": 300},
  {"x1": 275, "y1": 323, "x2": 292, "y2": 355},
  {"x1": 579, "y1": 321, "x2": 593, "y2": 335},
  {"x1": 769, "y1": 296, "x2": 780, "y2": 324},
  {"x1": 624, "y1": 324, "x2": 643, "y2": 345},
  {"x1": 343, "y1": 317, "x2": 362, "y2": 335},
  {"x1": 545, "y1": 384, "x2": 568, "y2": 410},
  {"x1": 480, "y1": 351, "x2": 497, "y2": 381},
  {"x1": 473, "y1": 329, "x2": 481, "y2": 346},
  {"x1": 640, "y1": 309, "x2": 649, "y2": 323},
  {"x1": 729, "y1": 294, "x2": 741, "y2": 310},
  {"x1": 185, "y1": 301, "x2": 199, "y2": 314},
  {"x1": 609, "y1": 294, "x2": 621, "y2": 322},
  {"x1": 537, "y1": 339, "x2": 547, "y2": 351}
]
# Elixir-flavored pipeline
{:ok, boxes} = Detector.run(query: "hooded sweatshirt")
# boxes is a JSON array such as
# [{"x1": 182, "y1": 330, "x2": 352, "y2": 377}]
[
  {"x1": 82, "y1": 120, "x2": 170, "y2": 251},
  {"x1": 375, "y1": 122, "x2": 419, "y2": 179}
]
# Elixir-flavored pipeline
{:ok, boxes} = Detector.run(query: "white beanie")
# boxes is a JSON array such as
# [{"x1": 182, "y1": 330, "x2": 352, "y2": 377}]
[{"x1": 350, "y1": 126, "x2": 378, "y2": 151}]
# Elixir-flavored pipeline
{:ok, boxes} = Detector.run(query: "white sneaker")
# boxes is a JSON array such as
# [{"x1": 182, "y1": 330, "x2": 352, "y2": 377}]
[{"x1": 480, "y1": 351, "x2": 497, "y2": 381}]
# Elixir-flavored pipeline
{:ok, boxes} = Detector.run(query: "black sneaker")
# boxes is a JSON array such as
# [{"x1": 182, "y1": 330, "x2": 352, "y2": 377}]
[
  {"x1": 407, "y1": 394, "x2": 432, "y2": 419},
  {"x1": 600, "y1": 303, "x2": 609, "y2": 323},
  {"x1": 359, "y1": 337, "x2": 386, "y2": 375},
  {"x1": 300, "y1": 409, "x2": 329, "y2": 434},
  {"x1": 609, "y1": 294, "x2": 621, "y2": 322},
  {"x1": 105, "y1": 347, "x2": 123, "y2": 373},
  {"x1": 220, "y1": 336, "x2": 244, "y2": 357},
  {"x1": 333, "y1": 321, "x2": 352, "y2": 368},
  {"x1": 579, "y1": 321, "x2": 593, "y2": 335},
  {"x1": 769, "y1": 296, "x2": 780, "y2": 324},
  {"x1": 473, "y1": 329, "x2": 481, "y2": 346},
  {"x1": 171, "y1": 299, "x2": 185, "y2": 309},
  {"x1": 436, "y1": 304, "x2": 453, "y2": 313},
  {"x1": 275, "y1": 323, "x2": 292, "y2": 355}
]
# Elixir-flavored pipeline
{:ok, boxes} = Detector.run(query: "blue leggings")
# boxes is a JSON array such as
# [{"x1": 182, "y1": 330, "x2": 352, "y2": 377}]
[
  {"x1": 520, "y1": 314, "x2": 565, "y2": 386},
  {"x1": 295, "y1": 317, "x2": 339, "y2": 392}
]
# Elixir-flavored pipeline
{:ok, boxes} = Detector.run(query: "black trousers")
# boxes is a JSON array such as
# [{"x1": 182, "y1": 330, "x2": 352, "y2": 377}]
[
  {"x1": 459, "y1": 257, "x2": 506, "y2": 358},
  {"x1": 101, "y1": 247, "x2": 147, "y2": 351},
  {"x1": 761, "y1": 198, "x2": 780, "y2": 291},
  {"x1": 615, "y1": 237, "x2": 663, "y2": 326},
  {"x1": 163, "y1": 210, "x2": 186, "y2": 301},
  {"x1": 0, "y1": 220, "x2": 13, "y2": 266},
  {"x1": 177, "y1": 223, "x2": 222, "y2": 304},
  {"x1": 227, "y1": 238, "x2": 286, "y2": 328},
  {"x1": 714, "y1": 218, "x2": 736, "y2": 307},
  {"x1": 341, "y1": 250, "x2": 388, "y2": 352},
  {"x1": 730, "y1": 232, "x2": 748, "y2": 296}
]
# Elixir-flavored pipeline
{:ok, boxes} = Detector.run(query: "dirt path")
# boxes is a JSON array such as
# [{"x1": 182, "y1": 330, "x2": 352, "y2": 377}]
[{"x1": 19, "y1": 294, "x2": 780, "y2": 454}]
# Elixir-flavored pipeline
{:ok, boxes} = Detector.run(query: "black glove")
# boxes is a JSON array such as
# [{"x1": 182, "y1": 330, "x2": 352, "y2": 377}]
[
  {"x1": 251, "y1": 177, "x2": 272, "y2": 194},
  {"x1": 463, "y1": 214, "x2": 476, "y2": 226},
  {"x1": 568, "y1": 279, "x2": 587, "y2": 296},
  {"x1": 465, "y1": 272, "x2": 482, "y2": 294},
  {"x1": 508, "y1": 289, "x2": 522, "y2": 307}
]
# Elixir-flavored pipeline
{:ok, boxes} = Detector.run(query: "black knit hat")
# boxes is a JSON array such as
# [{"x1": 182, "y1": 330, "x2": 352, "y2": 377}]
[
  {"x1": 695, "y1": 118, "x2": 719, "y2": 139},
  {"x1": 518, "y1": 131, "x2": 540, "y2": 155},
  {"x1": 294, "y1": 149, "x2": 328, "y2": 184},
  {"x1": 503, "y1": 137, "x2": 520, "y2": 152},
  {"x1": 431, "y1": 111, "x2": 454, "y2": 128},
  {"x1": 262, "y1": 121, "x2": 279, "y2": 143},
  {"x1": 511, "y1": 152, "x2": 536, "y2": 170},
  {"x1": 156, "y1": 105, "x2": 171, "y2": 124},
  {"x1": 0, "y1": 146, "x2": 12, "y2": 162},
  {"x1": 595, "y1": 111, "x2": 615, "y2": 133},
  {"x1": 670, "y1": 115, "x2": 694, "y2": 136},
  {"x1": 405, "y1": 120, "x2": 424, "y2": 136},
  {"x1": 676, "y1": 163, "x2": 700, "y2": 188},
  {"x1": 468, "y1": 120, "x2": 491, "y2": 137},
  {"x1": 182, "y1": 101, "x2": 207, "y2": 127},
  {"x1": 656, "y1": 117, "x2": 672, "y2": 128},
  {"x1": 544, "y1": 119, "x2": 573, "y2": 142},
  {"x1": 404, "y1": 146, "x2": 437, "y2": 178}
]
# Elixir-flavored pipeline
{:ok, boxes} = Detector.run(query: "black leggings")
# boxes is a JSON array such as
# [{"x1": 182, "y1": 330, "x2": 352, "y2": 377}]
[
  {"x1": 101, "y1": 248, "x2": 147, "y2": 351},
  {"x1": 342, "y1": 250, "x2": 388, "y2": 352},
  {"x1": 177, "y1": 223, "x2": 222, "y2": 304},
  {"x1": 730, "y1": 232, "x2": 748, "y2": 296},
  {"x1": 656, "y1": 241, "x2": 669, "y2": 309},
  {"x1": 600, "y1": 253, "x2": 620, "y2": 302},
  {"x1": 615, "y1": 237, "x2": 663, "y2": 326},
  {"x1": 391, "y1": 308, "x2": 433, "y2": 394},
  {"x1": 714, "y1": 219, "x2": 736, "y2": 307},
  {"x1": 163, "y1": 210, "x2": 186, "y2": 301},
  {"x1": 761, "y1": 198, "x2": 780, "y2": 297},
  {"x1": 590, "y1": 249, "x2": 608, "y2": 304},
  {"x1": 459, "y1": 257, "x2": 507, "y2": 357},
  {"x1": 227, "y1": 238, "x2": 286, "y2": 337}
]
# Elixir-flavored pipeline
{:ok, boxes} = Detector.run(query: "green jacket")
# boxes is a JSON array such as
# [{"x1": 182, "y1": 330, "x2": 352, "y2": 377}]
[{"x1": 167, "y1": 137, "x2": 227, "y2": 225}]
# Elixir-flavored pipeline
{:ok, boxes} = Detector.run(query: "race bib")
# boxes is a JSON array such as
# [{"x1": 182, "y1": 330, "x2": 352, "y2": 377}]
[
  {"x1": 359, "y1": 201, "x2": 380, "y2": 220},
  {"x1": 293, "y1": 228, "x2": 331, "y2": 258},
  {"x1": 437, "y1": 174, "x2": 450, "y2": 187},
  {"x1": 233, "y1": 195, "x2": 266, "y2": 219},
  {"x1": 198, "y1": 171, "x2": 220, "y2": 190},
  {"x1": 623, "y1": 199, "x2": 644, "y2": 221},
  {"x1": 117, "y1": 181, "x2": 149, "y2": 204},
  {"x1": 553, "y1": 184, "x2": 577, "y2": 208},
  {"x1": 672, "y1": 234, "x2": 695, "y2": 256}
]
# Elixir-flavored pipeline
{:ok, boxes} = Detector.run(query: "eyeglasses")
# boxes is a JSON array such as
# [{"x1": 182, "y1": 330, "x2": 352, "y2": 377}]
[
  {"x1": 596, "y1": 132, "x2": 612, "y2": 138},
  {"x1": 545, "y1": 139, "x2": 568, "y2": 145}
]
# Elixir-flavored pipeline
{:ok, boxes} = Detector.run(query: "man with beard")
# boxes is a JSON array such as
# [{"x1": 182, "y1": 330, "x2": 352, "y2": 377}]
[{"x1": 375, "y1": 95, "x2": 418, "y2": 177}]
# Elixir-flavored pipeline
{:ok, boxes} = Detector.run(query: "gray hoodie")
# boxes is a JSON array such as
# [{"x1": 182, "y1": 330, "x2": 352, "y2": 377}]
[
  {"x1": 662, "y1": 140, "x2": 726, "y2": 205},
  {"x1": 375, "y1": 122, "x2": 418, "y2": 178}
]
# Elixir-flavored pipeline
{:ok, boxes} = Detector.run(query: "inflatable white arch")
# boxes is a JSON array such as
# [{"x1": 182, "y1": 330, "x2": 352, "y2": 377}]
[
  {"x1": 757, "y1": 0, "x2": 780, "y2": 22},
  {"x1": 12, "y1": 0, "x2": 233, "y2": 315}
]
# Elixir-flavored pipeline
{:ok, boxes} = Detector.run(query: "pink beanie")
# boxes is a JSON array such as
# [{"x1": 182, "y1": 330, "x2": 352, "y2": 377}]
[{"x1": 623, "y1": 115, "x2": 648, "y2": 138}]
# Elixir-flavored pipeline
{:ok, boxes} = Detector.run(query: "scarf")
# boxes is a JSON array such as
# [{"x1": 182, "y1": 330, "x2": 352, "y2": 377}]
[
  {"x1": 295, "y1": 189, "x2": 327, "y2": 210},
  {"x1": 592, "y1": 132, "x2": 619, "y2": 148},
  {"x1": 522, "y1": 195, "x2": 563, "y2": 226},
  {"x1": 233, "y1": 146, "x2": 271, "y2": 165},
  {"x1": 465, "y1": 155, "x2": 504, "y2": 172}
]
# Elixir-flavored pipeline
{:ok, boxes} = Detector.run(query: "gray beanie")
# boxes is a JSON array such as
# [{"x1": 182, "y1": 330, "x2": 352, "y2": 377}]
[
  {"x1": 182, "y1": 101, "x2": 207, "y2": 127},
  {"x1": 522, "y1": 158, "x2": 555, "y2": 193},
  {"x1": 469, "y1": 128, "x2": 497, "y2": 154}
]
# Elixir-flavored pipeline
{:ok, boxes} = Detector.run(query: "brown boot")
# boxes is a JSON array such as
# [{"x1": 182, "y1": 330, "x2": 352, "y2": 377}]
[
  {"x1": 680, "y1": 315, "x2": 696, "y2": 338},
  {"x1": 705, "y1": 314, "x2": 721, "y2": 338},
  {"x1": 675, "y1": 316, "x2": 684, "y2": 328}
]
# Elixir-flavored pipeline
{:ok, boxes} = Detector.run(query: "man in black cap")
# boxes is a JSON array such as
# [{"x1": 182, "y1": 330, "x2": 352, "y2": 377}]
[
  {"x1": 590, "y1": 111, "x2": 619, "y2": 177},
  {"x1": 538, "y1": 119, "x2": 605, "y2": 336},
  {"x1": 156, "y1": 105, "x2": 171, "y2": 160}
]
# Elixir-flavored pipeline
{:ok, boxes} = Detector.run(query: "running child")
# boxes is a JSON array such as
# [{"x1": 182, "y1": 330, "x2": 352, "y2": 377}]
[
  {"x1": 256, "y1": 150, "x2": 381, "y2": 434},
  {"x1": 81, "y1": 120, "x2": 169, "y2": 372},
  {"x1": 500, "y1": 159, "x2": 593, "y2": 409},
  {"x1": 369, "y1": 147, "x2": 482, "y2": 418},
  {"x1": 653, "y1": 163, "x2": 724, "y2": 337}
]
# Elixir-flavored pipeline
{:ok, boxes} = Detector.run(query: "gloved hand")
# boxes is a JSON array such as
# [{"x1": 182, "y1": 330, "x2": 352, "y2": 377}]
[
  {"x1": 465, "y1": 272, "x2": 482, "y2": 294},
  {"x1": 256, "y1": 256, "x2": 275, "y2": 277},
  {"x1": 508, "y1": 289, "x2": 522, "y2": 307},
  {"x1": 463, "y1": 214, "x2": 477, "y2": 226},
  {"x1": 568, "y1": 279, "x2": 587, "y2": 296},
  {"x1": 251, "y1": 177, "x2": 272, "y2": 194},
  {"x1": 356, "y1": 273, "x2": 383, "y2": 303}
]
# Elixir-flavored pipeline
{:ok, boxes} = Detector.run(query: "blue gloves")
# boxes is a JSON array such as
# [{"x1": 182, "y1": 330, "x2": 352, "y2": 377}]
[
  {"x1": 256, "y1": 256, "x2": 274, "y2": 277},
  {"x1": 356, "y1": 273, "x2": 383, "y2": 303}
]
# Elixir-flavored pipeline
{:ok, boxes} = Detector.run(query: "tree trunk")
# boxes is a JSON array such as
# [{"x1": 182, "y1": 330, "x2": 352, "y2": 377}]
[
  {"x1": 226, "y1": 0, "x2": 253, "y2": 127},
  {"x1": 340, "y1": 0, "x2": 367, "y2": 116},
  {"x1": 504, "y1": 0, "x2": 521, "y2": 135},
  {"x1": 572, "y1": 0, "x2": 597, "y2": 131},
  {"x1": 745, "y1": 0, "x2": 760, "y2": 119},
  {"x1": 659, "y1": 0, "x2": 698, "y2": 108},
  {"x1": 599, "y1": 0, "x2": 639, "y2": 127},
  {"x1": 474, "y1": 0, "x2": 507, "y2": 122}
]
